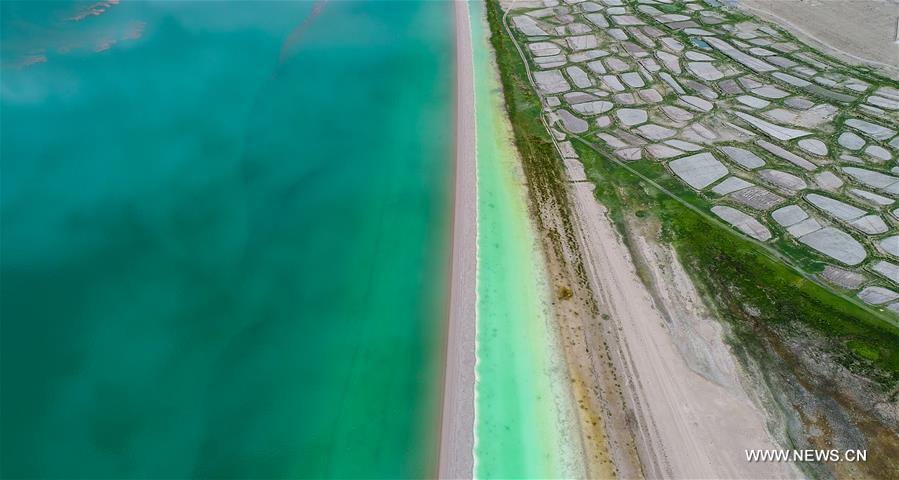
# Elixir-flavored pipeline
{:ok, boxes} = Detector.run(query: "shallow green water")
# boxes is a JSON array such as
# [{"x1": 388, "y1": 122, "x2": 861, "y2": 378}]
[
  {"x1": 469, "y1": 2, "x2": 575, "y2": 478},
  {"x1": 1, "y1": 2, "x2": 453, "y2": 477}
]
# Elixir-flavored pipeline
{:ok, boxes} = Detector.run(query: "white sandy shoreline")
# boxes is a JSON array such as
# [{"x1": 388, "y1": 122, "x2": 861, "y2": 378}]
[{"x1": 437, "y1": 1, "x2": 477, "y2": 478}]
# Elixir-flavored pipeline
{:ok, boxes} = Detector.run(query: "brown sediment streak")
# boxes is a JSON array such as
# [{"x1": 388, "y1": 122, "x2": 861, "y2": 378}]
[{"x1": 279, "y1": 1, "x2": 328, "y2": 65}]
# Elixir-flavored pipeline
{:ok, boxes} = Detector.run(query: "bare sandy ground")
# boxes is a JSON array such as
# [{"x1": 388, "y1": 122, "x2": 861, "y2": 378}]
[
  {"x1": 568, "y1": 182, "x2": 803, "y2": 479},
  {"x1": 437, "y1": 1, "x2": 477, "y2": 478},
  {"x1": 739, "y1": 0, "x2": 899, "y2": 76}
]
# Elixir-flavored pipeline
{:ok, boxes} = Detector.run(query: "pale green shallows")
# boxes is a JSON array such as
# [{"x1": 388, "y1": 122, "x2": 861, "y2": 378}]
[{"x1": 469, "y1": 2, "x2": 577, "y2": 478}]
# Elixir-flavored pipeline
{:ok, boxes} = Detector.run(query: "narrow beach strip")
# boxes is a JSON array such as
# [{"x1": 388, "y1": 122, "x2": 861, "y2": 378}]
[
  {"x1": 469, "y1": 1, "x2": 583, "y2": 478},
  {"x1": 438, "y1": 0, "x2": 478, "y2": 477}
]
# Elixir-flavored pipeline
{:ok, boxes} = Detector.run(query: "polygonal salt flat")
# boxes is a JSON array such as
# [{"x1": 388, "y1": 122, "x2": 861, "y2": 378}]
[
  {"x1": 661, "y1": 105, "x2": 694, "y2": 123},
  {"x1": 684, "y1": 80, "x2": 719, "y2": 100},
  {"x1": 567, "y1": 34, "x2": 599, "y2": 51},
  {"x1": 849, "y1": 189, "x2": 894, "y2": 207},
  {"x1": 638, "y1": 89, "x2": 663, "y2": 103},
  {"x1": 845, "y1": 118, "x2": 896, "y2": 141},
  {"x1": 736, "y1": 95, "x2": 769, "y2": 109},
  {"x1": 772, "y1": 205, "x2": 809, "y2": 226},
  {"x1": 821, "y1": 265, "x2": 867, "y2": 289},
  {"x1": 570, "y1": 49, "x2": 611, "y2": 63},
  {"x1": 587, "y1": 60, "x2": 607, "y2": 74},
  {"x1": 841, "y1": 167, "x2": 899, "y2": 189},
  {"x1": 787, "y1": 218, "x2": 822, "y2": 237},
  {"x1": 566, "y1": 66, "x2": 593, "y2": 89},
  {"x1": 759, "y1": 169, "x2": 806, "y2": 192},
  {"x1": 585, "y1": 13, "x2": 609, "y2": 28},
  {"x1": 665, "y1": 139, "x2": 703, "y2": 152},
  {"x1": 678, "y1": 95, "x2": 713, "y2": 112},
  {"x1": 601, "y1": 75, "x2": 626, "y2": 92},
  {"x1": 636, "y1": 123, "x2": 676, "y2": 140},
  {"x1": 646, "y1": 143, "x2": 684, "y2": 159},
  {"x1": 837, "y1": 132, "x2": 865, "y2": 150},
  {"x1": 621, "y1": 72, "x2": 645, "y2": 88},
  {"x1": 720, "y1": 146, "x2": 765, "y2": 169},
  {"x1": 797, "y1": 138, "x2": 827, "y2": 156},
  {"x1": 598, "y1": 133, "x2": 629, "y2": 149},
  {"x1": 529, "y1": 42, "x2": 562, "y2": 57},
  {"x1": 557, "y1": 109, "x2": 589, "y2": 133},
  {"x1": 605, "y1": 57, "x2": 630, "y2": 72},
  {"x1": 513, "y1": 15, "x2": 550, "y2": 36},
  {"x1": 683, "y1": 28, "x2": 714, "y2": 36},
  {"x1": 616, "y1": 108, "x2": 648, "y2": 126},
  {"x1": 719, "y1": 79, "x2": 743, "y2": 95},
  {"x1": 611, "y1": 15, "x2": 644, "y2": 26},
  {"x1": 784, "y1": 97, "x2": 815, "y2": 110},
  {"x1": 687, "y1": 62, "x2": 723, "y2": 81},
  {"x1": 806, "y1": 193, "x2": 866, "y2": 221},
  {"x1": 669, "y1": 152, "x2": 729, "y2": 189},
  {"x1": 685, "y1": 50, "x2": 714, "y2": 61},
  {"x1": 734, "y1": 112, "x2": 811, "y2": 141},
  {"x1": 755, "y1": 140, "x2": 817, "y2": 171},
  {"x1": 867, "y1": 96, "x2": 899, "y2": 110},
  {"x1": 581, "y1": 2, "x2": 603, "y2": 13},
  {"x1": 799, "y1": 227, "x2": 867, "y2": 265},
  {"x1": 814, "y1": 171, "x2": 843, "y2": 191},
  {"x1": 739, "y1": 76, "x2": 764, "y2": 90},
  {"x1": 564, "y1": 92, "x2": 602, "y2": 105},
  {"x1": 660, "y1": 36, "x2": 684, "y2": 51},
  {"x1": 571, "y1": 101, "x2": 614, "y2": 115},
  {"x1": 712, "y1": 176, "x2": 753, "y2": 195},
  {"x1": 706, "y1": 37, "x2": 777, "y2": 72},
  {"x1": 613, "y1": 93, "x2": 636, "y2": 105},
  {"x1": 711, "y1": 206, "x2": 772, "y2": 241},
  {"x1": 751, "y1": 85, "x2": 789, "y2": 99},
  {"x1": 607, "y1": 28, "x2": 628, "y2": 41},
  {"x1": 871, "y1": 261, "x2": 899, "y2": 285},
  {"x1": 849, "y1": 215, "x2": 888, "y2": 235},
  {"x1": 616, "y1": 147, "x2": 642, "y2": 161},
  {"x1": 874, "y1": 86, "x2": 899, "y2": 100},
  {"x1": 639, "y1": 58, "x2": 661, "y2": 73},
  {"x1": 534, "y1": 70, "x2": 572, "y2": 94},
  {"x1": 730, "y1": 186, "x2": 785, "y2": 210},
  {"x1": 865, "y1": 145, "x2": 892, "y2": 161},
  {"x1": 749, "y1": 47, "x2": 775, "y2": 56},
  {"x1": 659, "y1": 72, "x2": 686, "y2": 94},
  {"x1": 880, "y1": 236, "x2": 899, "y2": 257},
  {"x1": 772, "y1": 72, "x2": 810, "y2": 87},
  {"x1": 858, "y1": 286, "x2": 899, "y2": 305},
  {"x1": 656, "y1": 51, "x2": 682, "y2": 74}
]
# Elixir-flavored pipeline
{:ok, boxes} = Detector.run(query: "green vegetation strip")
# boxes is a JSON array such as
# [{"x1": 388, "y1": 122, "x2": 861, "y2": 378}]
[{"x1": 485, "y1": 0, "x2": 899, "y2": 388}]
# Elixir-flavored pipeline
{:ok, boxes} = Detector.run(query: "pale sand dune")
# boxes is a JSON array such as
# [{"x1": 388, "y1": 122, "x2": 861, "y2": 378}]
[
  {"x1": 569, "y1": 182, "x2": 802, "y2": 479},
  {"x1": 438, "y1": 1, "x2": 477, "y2": 478},
  {"x1": 739, "y1": 0, "x2": 899, "y2": 76}
]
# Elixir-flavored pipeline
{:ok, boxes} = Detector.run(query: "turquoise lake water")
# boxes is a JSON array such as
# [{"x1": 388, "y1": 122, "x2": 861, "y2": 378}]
[
  {"x1": 1, "y1": 1, "x2": 453, "y2": 477},
  {"x1": 469, "y1": 3, "x2": 577, "y2": 477}
]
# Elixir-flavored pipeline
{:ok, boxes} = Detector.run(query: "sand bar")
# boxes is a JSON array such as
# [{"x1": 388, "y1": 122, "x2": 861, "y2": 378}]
[{"x1": 438, "y1": 1, "x2": 477, "y2": 477}]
